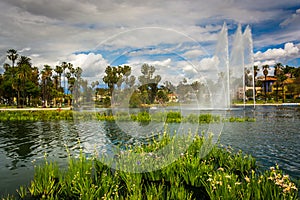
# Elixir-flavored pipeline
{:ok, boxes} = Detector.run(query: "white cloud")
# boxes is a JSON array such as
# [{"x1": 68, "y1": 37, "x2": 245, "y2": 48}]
[
  {"x1": 280, "y1": 9, "x2": 300, "y2": 27},
  {"x1": 182, "y1": 49, "x2": 205, "y2": 59},
  {"x1": 67, "y1": 53, "x2": 109, "y2": 81},
  {"x1": 254, "y1": 42, "x2": 300, "y2": 63},
  {"x1": 0, "y1": 0, "x2": 300, "y2": 83}
]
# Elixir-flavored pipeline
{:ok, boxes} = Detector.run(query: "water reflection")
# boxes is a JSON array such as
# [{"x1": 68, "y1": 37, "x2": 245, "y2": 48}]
[{"x1": 0, "y1": 106, "x2": 299, "y2": 196}]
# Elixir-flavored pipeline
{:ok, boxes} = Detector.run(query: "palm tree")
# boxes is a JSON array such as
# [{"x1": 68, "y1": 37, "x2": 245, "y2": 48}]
[
  {"x1": 6, "y1": 49, "x2": 19, "y2": 105},
  {"x1": 91, "y1": 81, "x2": 99, "y2": 101},
  {"x1": 65, "y1": 72, "x2": 71, "y2": 95},
  {"x1": 253, "y1": 65, "x2": 259, "y2": 97},
  {"x1": 75, "y1": 67, "x2": 83, "y2": 80},
  {"x1": 61, "y1": 62, "x2": 68, "y2": 94},
  {"x1": 274, "y1": 63, "x2": 283, "y2": 102},
  {"x1": 7, "y1": 49, "x2": 18, "y2": 68},
  {"x1": 277, "y1": 73, "x2": 288, "y2": 103},
  {"x1": 17, "y1": 56, "x2": 32, "y2": 106},
  {"x1": 54, "y1": 65, "x2": 63, "y2": 90},
  {"x1": 262, "y1": 65, "x2": 269, "y2": 102},
  {"x1": 41, "y1": 65, "x2": 53, "y2": 107}
]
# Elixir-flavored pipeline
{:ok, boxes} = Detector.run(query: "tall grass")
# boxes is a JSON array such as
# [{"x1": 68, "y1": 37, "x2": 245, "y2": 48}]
[
  {"x1": 0, "y1": 110, "x2": 256, "y2": 123},
  {"x1": 3, "y1": 131, "x2": 298, "y2": 200}
]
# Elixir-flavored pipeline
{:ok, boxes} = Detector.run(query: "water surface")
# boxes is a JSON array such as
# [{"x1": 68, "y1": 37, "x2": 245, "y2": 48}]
[{"x1": 0, "y1": 106, "x2": 299, "y2": 196}]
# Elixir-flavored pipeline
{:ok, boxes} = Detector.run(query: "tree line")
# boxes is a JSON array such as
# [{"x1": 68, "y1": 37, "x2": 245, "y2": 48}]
[
  {"x1": 0, "y1": 49, "x2": 84, "y2": 107},
  {"x1": 1, "y1": 48, "x2": 300, "y2": 108}
]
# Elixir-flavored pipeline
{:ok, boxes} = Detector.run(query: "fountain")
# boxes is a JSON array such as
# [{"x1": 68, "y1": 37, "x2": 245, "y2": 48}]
[{"x1": 214, "y1": 23, "x2": 255, "y2": 109}]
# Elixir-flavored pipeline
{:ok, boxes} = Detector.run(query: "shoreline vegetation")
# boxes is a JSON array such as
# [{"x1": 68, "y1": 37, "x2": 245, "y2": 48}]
[
  {"x1": 0, "y1": 110, "x2": 256, "y2": 123},
  {"x1": 2, "y1": 132, "x2": 299, "y2": 199}
]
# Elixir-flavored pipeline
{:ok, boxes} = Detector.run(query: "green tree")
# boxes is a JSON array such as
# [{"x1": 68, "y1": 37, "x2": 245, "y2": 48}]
[
  {"x1": 7, "y1": 49, "x2": 19, "y2": 69},
  {"x1": 103, "y1": 66, "x2": 126, "y2": 96},
  {"x1": 253, "y1": 65, "x2": 259, "y2": 96},
  {"x1": 41, "y1": 65, "x2": 53, "y2": 107},
  {"x1": 91, "y1": 81, "x2": 99, "y2": 101},
  {"x1": 17, "y1": 56, "x2": 32, "y2": 106},
  {"x1": 274, "y1": 63, "x2": 283, "y2": 102},
  {"x1": 138, "y1": 64, "x2": 161, "y2": 104},
  {"x1": 54, "y1": 65, "x2": 63, "y2": 91},
  {"x1": 277, "y1": 73, "x2": 288, "y2": 103},
  {"x1": 157, "y1": 90, "x2": 169, "y2": 104},
  {"x1": 262, "y1": 65, "x2": 269, "y2": 102}
]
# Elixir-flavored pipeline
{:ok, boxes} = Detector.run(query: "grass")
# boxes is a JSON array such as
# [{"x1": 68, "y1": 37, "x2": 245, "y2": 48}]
[
  {"x1": 2, "y1": 131, "x2": 298, "y2": 200},
  {"x1": 0, "y1": 110, "x2": 256, "y2": 123}
]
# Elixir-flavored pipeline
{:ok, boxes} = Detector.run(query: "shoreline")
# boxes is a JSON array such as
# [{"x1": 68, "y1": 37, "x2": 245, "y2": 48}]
[
  {"x1": 233, "y1": 103, "x2": 300, "y2": 106},
  {"x1": 0, "y1": 102, "x2": 299, "y2": 111},
  {"x1": 0, "y1": 107, "x2": 71, "y2": 111}
]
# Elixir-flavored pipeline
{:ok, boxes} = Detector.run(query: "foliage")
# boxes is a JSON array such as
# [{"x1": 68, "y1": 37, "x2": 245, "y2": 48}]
[
  {"x1": 3, "y1": 131, "x2": 298, "y2": 199},
  {"x1": 0, "y1": 110, "x2": 256, "y2": 124},
  {"x1": 138, "y1": 64, "x2": 161, "y2": 104}
]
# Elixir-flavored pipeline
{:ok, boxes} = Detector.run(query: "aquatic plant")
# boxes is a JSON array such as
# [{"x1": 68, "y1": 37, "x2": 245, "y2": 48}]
[
  {"x1": 2, "y1": 131, "x2": 298, "y2": 199},
  {"x1": 0, "y1": 110, "x2": 256, "y2": 123}
]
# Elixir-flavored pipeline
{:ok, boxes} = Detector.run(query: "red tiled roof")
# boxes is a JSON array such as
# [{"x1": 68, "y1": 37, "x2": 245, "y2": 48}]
[{"x1": 261, "y1": 76, "x2": 277, "y2": 81}]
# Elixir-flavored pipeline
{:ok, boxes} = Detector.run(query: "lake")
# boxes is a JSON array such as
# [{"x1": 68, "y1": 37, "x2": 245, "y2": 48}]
[{"x1": 0, "y1": 105, "x2": 299, "y2": 196}]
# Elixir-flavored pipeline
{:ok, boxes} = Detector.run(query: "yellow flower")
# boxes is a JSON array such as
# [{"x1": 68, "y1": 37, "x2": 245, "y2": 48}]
[
  {"x1": 227, "y1": 185, "x2": 232, "y2": 191},
  {"x1": 217, "y1": 167, "x2": 224, "y2": 172},
  {"x1": 235, "y1": 182, "x2": 242, "y2": 185},
  {"x1": 244, "y1": 176, "x2": 250, "y2": 183},
  {"x1": 207, "y1": 178, "x2": 213, "y2": 182},
  {"x1": 291, "y1": 185, "x2": 298, "y2": 191},
  {"x1": 225, "y1": 175, "x2": 231, "y2": 179},
  {"x1": 283, "y1": 186, "x2": 291, "y2": 193}
]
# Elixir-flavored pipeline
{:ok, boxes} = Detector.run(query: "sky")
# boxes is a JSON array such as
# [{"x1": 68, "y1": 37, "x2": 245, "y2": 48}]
[{"x1": 0, "y1": 0, "x2": 300, "y2": 85}]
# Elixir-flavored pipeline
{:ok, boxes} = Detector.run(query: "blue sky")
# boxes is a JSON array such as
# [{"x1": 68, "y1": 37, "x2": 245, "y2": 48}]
[{"x1": 0, "y1": 0, "x2": 299, "y2": 84}]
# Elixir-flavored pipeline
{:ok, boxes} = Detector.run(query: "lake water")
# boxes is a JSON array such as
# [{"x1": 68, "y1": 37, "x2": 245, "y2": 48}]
[{"x1": 0, "y1": 106, "x2": 300, "y2": 196}]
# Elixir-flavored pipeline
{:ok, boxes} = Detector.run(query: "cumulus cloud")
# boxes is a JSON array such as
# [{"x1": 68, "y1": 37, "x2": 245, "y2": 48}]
[
  {"x1": 0, "y1": 0, "x2": 300, "y2": 85},
  {"x1": 254, "y1": 42, "x2": 300, "y2": 63},
  {"x1": 67, "y1": 53, "x2": 109, "y2": 81}
]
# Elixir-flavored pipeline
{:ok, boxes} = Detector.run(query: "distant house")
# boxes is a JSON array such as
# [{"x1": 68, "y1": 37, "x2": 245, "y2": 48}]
[
  {"x1": 257, "y1": 76, "x2": 277, "y2": 93},
  {"x1": 167, "y1": 93, "x2": 178, "y2": 102}
]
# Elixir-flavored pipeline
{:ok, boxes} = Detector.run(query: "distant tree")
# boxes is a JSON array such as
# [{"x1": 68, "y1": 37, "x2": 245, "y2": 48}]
[
  {"x1": 274, "y1": 63, "x2": 284, "y2": 102},
  {"x1": 54, "y1": 65, "x2": 63, "y2": 90},
  {"x1": 17, "y1": 56, "x2": 32, "y2": 106},
  {"x1": 253, "y1": 65, "x2": 259, "y2": 96},
  {"x1": 41, "y1": 65, "x2": 53, "y2": 107},
  {"x1": 91, "y1": 81, "x2": 99, "y2": 101},
  {"x1": 262, "y1": 65, "x2": 269, "y2": 101},
  {"x1": 7, "y1": 49, "x2": 18, "y2": 69},
  {"x1": 277, "y1": 73, "x2": 288, "y2": 103},
  {"x1": 103, "y1": 66, "x2": 131, "y2": 96},
  {"x1": 157, "y1": 90, "x2": 169, "y2": 104},
  {"x1": 138, "y1": 64, "x2": 161, "y2": 104}
]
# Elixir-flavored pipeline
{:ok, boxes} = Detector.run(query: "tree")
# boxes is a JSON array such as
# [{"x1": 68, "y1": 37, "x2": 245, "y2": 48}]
[
  {"x1": 277, "y1": 73, "x2": 288, "y2": 103},
  {"x1": 274, "y1": 63, "x2": 283, "y2": 102},
  {"x1": 41, "y1": 65, "x2": 53, "y2": 107},
  {"x1": 138, "y1": 64, "x2": 161, "y2": 104},
  {"x1": 17, "y1": 56, "x2": 32, "y2": 106},
  {"x1": 7, "y1": 49, "x2": 19, "y2": 69},
  {"x1": 103, "y1": 66, "x2": 129, "y2": 96},
  {"x1": 61, "y1": 62, "x2": 69, "y2": 93},
  {"x1": 54, "y1": 65, "x2": 63, "y2": 90},
  {"x1": 157, "y1": 90, "x2": 169, "y2": 104},
  {"x1": 91, "y1": 81, "x2": 99, "y2": 101},
  {"x1": 253, "y1": 65, "x2": 259, "y2": 96},
  {"x1": 262, "y1": 65, "x2": 269, "y2": 102}
]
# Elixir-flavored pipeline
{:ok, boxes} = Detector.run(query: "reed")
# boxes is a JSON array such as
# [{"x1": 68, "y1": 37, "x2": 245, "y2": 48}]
[
  {"x1": 0, "y1": 110, "x2": 256, "y2": 124},
  {"x1": 2, "y1": 130, "x2": 297, "y2": 200}
]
